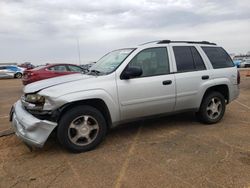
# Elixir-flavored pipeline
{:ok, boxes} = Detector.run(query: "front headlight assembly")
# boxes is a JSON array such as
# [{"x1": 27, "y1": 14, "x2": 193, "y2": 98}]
[
  {"x1": 22, "y1": 93, "x2": 57, "y2": 112},
  {"x1": 22, "y1": 94, "x2": 46, "y2": 111},
  {"x1": 25, "y1": 94, "x2": 45, "y2": 104}
]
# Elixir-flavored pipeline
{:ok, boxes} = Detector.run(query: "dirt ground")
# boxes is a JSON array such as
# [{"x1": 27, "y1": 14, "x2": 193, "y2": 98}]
[{"x1": 0, "y1": 71, "x2": 250, "y2": 188}]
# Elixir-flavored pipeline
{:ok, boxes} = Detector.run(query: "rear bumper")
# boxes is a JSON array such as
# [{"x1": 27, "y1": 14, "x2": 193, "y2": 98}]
[{"x1": 10, "y1": 100, "x2": 57, "y2": 148}]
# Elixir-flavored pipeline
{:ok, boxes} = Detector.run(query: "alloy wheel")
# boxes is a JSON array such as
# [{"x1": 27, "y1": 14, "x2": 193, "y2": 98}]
[
  {"x1": 68, "y1": 115, "x2": 99, "y2": 146},
  {"x1": 206, "y1": 97, "x2": 222, "y2": 119}
]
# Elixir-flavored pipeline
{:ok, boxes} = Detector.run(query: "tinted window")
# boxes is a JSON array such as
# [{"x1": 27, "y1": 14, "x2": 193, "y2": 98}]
[
  {"x1": 202, "y1": 47, "x2": 234, "y2": 68},
  {"x1": 68, "y1": 65, "x2": 82, "y2": 72},
  {"x1": 190, "y1": 47, "x2": 206, "y2": 70},
  {"x1": 174, "y1": 46, "x2": 194, "y2": 72},
  {"x1": 128, "y1": 47, "x2": 169, "y2": 77},
  {"x1": 173, "y1": 46, "x2": 206, "y2": 72},
  {"x1": 49, "y1": 65, "x2": 67, "y2": 72}
]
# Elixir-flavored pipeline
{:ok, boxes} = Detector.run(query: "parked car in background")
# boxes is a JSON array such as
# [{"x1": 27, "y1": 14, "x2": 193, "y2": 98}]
[
  {"x1": 22, "y1": 64, "x2": 83, "y2": 85},
  {"x1": 241, "y1": 59, "x2": 250, "y2": 68},
  {"x1": 0, "y1": 65, "x2": 25, "y2": 78},
  {"x1": 19, "y1": 62, "x2": 35, "y2": 70},
  {"x1": 233, "y1": 60, "x2": 242, "y2": 68}
]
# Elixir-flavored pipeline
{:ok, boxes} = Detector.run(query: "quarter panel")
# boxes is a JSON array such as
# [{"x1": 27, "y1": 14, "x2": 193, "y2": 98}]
[{"x1": 196, "y1": 78, "x2": 231, "y2": 107}]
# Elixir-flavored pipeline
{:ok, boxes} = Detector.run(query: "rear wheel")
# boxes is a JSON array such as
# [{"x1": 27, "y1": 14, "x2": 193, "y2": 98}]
[
  {"x1": 197, "y1": 91, "x2": 226, "y2": 124},
  {"x1": 14, "y1": 72, "x2": 22, "y2": 79},
  {"x1": 57, "y1": 105, "x2": 107, "y2": 153}
]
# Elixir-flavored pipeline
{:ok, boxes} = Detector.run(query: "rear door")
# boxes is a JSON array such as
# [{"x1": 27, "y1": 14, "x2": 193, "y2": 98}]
[
  {"x1": 171, "y1": 45, "x2": 210, "y2": 111},
  {"x1": 117, "y1": 47, "x2": 176, "y2": 120}
]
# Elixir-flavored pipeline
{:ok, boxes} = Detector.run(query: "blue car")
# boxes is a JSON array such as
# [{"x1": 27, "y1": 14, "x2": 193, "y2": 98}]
[
  {"x1": 0, "y1": 65, "x2": 25, "y2": 78},
  {"x1": 233, "y1": 60, "x2": 241, "y2": 68}
]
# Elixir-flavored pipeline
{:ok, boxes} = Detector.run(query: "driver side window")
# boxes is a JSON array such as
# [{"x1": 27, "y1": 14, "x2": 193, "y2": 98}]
[{"x1": 128, "y1": 47, "x2": 170, "y2": 77}]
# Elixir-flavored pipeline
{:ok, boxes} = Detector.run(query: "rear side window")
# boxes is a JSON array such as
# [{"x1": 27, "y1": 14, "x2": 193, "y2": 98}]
[
  {"x1": 202, "y1": 47, "x2": 234, "y2": 69},
  {"x1": 49, "y1": 65, "x2": 68, "y2": 72},
  {"x1": 67, "y1": 65, "x2": 82, "y2": 72},
  {"x1": 190, "y1": 47, "x2": 206, "y2": 70},
  {"x1": 173, "y1": 46, "x2": 206, "y2": 72}
]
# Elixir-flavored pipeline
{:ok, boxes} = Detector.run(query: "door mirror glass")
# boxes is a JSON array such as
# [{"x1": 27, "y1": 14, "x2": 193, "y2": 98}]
[{"x1": 121, "y1": 66, "x2": 143, "y2": 79}]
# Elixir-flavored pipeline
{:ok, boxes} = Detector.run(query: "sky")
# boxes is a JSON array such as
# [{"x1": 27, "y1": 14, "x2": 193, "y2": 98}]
[{"x1": 0, "y1": 0, "x2": 249, "y2": 65}]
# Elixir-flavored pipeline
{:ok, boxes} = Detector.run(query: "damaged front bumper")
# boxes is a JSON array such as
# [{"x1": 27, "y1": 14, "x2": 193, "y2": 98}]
[{"x1": 10, "y1": 100, "x2": 57, "y2": 148}]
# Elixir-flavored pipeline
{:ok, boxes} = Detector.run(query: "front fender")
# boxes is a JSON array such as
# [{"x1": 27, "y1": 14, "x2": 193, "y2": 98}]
[{"x1": 54, "y1": 89, "x2": 120, "y2": 124}]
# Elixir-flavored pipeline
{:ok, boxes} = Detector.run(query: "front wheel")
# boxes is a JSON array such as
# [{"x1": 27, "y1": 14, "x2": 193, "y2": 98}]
[
  {"x1": 197, "y1": 91, "x2": 226, "y2": 124},
  {"x1": 57, "y1": 105, "x2": 107, "y2": 153}
]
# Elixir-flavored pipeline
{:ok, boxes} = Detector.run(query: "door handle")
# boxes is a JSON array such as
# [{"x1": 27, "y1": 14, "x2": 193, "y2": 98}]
[
  {"x1": 202, "y1": 75, "x2": 209, "y2": 80},
  {"x1": 162, "y1": 80, "x2": 172, "y2": 85}
]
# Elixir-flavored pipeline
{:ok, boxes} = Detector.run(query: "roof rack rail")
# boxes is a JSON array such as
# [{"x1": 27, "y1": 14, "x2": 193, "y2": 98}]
[
  {"x1": 157, "y1": 40, "x2": 216, "y2": 45},
  {"x1": 139, "y1": 40, "x2": 161, "y2": 46}
]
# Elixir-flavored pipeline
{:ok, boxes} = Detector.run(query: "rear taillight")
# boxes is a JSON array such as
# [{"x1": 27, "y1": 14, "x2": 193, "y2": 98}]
[
  {"x1": 237, "y1": 70, "x2": 240, "y2": 85},
  {"x1": 26, "y1": 72, "x2": 34, "y2": 76},
  {"x1": 24, "y1": 71, "x2": 34, "y2": 78}
]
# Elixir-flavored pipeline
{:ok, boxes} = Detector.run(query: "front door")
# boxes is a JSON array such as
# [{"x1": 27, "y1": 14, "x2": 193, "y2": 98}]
[{"x1": 116, "y1": 47, "x2": 176, "y2": 120}]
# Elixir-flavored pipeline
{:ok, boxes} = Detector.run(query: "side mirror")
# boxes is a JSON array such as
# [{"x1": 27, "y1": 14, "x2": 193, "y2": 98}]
[{"x1": 121, "y1": 66, "x2": 143, "y2": 79}]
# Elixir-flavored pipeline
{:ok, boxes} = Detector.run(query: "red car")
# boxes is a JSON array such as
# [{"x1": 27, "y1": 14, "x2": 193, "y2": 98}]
[{"x1": 22, "y1": 64, "x2": 83, "y2": 85}]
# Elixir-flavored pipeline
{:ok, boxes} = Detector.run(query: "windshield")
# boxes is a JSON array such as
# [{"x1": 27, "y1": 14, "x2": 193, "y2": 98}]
[{"x1": 89, "y1": 48, "x2": 134, "y2": 75}]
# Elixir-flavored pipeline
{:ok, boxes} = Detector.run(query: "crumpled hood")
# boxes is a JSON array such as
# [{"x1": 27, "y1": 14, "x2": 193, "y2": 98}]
[{"x1": 23, "y1": 73, "x2": 92, "y2": 93}]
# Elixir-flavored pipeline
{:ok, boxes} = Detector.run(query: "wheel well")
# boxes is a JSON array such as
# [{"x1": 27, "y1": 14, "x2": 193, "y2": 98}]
[
  {"x1": 203, "y1": 85, "x2": 229, "y2": 103},
  {"x1": 58, "y1": 99, "x2": 112, "y2": 128}
]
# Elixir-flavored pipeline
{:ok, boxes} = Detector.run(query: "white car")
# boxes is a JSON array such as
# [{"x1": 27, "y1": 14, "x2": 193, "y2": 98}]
[
  {"x1": 241, "y1": 59, "x2": 250, "y2": 68},
  {"x1": 10, "y1": 40, "x2": 240, "y2": 153}
]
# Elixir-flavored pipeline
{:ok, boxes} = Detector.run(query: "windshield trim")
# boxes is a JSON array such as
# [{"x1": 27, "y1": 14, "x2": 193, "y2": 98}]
[{"x1": 89, "y1": 48, "x2": 136, "y2": 75}]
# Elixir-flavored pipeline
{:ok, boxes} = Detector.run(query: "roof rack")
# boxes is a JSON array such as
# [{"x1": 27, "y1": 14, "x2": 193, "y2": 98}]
[
  {"x1": 157, "y1": 40, "x2": 216, "y2": 45},
  {"x1": 139, "y1": 40, "x2": 161, "y2": 46}
]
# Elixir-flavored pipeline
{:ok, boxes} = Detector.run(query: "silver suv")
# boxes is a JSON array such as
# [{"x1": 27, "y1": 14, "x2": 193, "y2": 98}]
[{"x1": 10, "y1": 40, "x2": 240, "y2": 152}]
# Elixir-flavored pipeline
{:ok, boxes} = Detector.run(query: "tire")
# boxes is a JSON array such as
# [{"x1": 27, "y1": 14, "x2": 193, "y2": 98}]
[
  {"x1": 57, "y1": 105, "x2": 107, "y2": 153},
  {"x1": 14, "y1": 72, "x2": 22, "y2": 79},
  {"x1": 197, "y1": 91, "x2": 226, "y2": 124}
]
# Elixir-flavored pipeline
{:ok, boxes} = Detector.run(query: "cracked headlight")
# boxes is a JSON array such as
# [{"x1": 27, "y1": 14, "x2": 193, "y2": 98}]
[
  {"x1": 25, "y1": 94, "x2": 45, "y2": 105},
  {"x1": 22, "y1": 94, "x2": 57, "y2": 112}
]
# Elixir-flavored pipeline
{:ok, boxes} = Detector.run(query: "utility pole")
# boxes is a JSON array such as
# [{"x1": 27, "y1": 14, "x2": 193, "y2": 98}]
[{"x1": 77, "y1": 38, "x2": 81, "y2": 64}]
